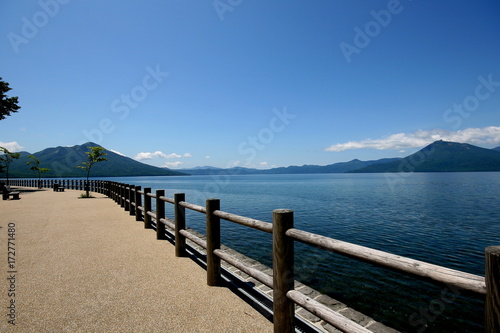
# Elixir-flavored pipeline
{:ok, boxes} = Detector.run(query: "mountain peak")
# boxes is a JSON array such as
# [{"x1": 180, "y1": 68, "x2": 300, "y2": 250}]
[
  {"x1": 352, "y1": 140, "x2": 500, "y2": 173},
  {"x1": 78, "y1": 142, "x2": 102, "y2": 148}
]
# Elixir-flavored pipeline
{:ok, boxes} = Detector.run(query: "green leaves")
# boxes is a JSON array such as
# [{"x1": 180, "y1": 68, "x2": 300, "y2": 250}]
[
  {"x1": 78, "y1": 146, "x2": 108, "y2": 179},
  {"x1": 1, "y1": 146, "x2": 21, "y2": 184},
  {"x1": 0, "y1": 78, "x2": 21, "y2": 120},
  {"x1": 26, "y1": 155, "x2": 49, "y2": 182},
  {"x1": 78, "y1": 146, "x2": 108, "y2": 196}
]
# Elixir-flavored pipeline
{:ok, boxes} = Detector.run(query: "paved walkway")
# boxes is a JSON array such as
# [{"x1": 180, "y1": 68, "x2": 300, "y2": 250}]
[{"x1": 0, "y1": 188, "x2": 273, "y2": 332}]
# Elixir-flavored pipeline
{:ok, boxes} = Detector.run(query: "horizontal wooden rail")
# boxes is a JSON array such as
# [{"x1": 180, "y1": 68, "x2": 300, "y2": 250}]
[
  {"x1": 286, "y1": 228, "x2": 486, "y2": 295},
  {"x1": 159, "y1": 217, "x2": 175, "y2": 230},
  {"x1": 213, "y1": 210, "x2": 273, "y2": 233},
  {"x1": 146, "y1": 192, "x2": 156, "y2": 198},
  {"x1": 214, "y1": 249, "x2": 273, "y2": 288},
  {"x1": 179, "y1": 229, "x2": 207, "y2": 249},
  {"x1": 159, "y1": 196, "x2": 174, "y2": 204},
  {"x1": 287, "y1": 290, "x2": 372, "y2": 333},
  {"x1": 180, "y1": 201, "x2": 206, "y2": 214}
]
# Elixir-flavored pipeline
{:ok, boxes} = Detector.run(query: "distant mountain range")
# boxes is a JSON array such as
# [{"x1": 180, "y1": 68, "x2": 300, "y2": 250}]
[
  {"x1": 2, "y1": 140, "x2": 500, "y2": 178},
  {"x1": 5, "y1": 142, "x2": 186, "y2": 178},
  {"x1": 176, "y1": 158, "x2": 403, "y2": 175},
  {"x1": 178, "y1": 140, "x2": 500, "y2": 175}
]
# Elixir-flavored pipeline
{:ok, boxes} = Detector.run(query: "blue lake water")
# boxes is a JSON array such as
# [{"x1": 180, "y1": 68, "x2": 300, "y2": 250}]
[{"x1": 99, "y1": 172, "x2": 500, "y2": 332}]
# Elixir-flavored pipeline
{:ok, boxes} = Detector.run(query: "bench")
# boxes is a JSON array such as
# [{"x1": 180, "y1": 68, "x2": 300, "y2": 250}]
[
  {"x1": 1, "y1": 185, "x2": 20, "y2": 200},
  {"x1": 53, "y1": 184, "x2": 65, "y2": 192}
]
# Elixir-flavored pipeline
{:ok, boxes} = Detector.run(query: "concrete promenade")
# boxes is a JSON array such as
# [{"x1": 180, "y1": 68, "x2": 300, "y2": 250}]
[{"x1": 0, "y1": 188, "x2": 273, "y2": 332}]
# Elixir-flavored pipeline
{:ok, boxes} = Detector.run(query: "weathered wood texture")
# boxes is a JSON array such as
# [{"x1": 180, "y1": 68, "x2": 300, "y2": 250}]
[
  {"x1": 213, "y1": 210, "x2": 272, "y2": 233},
  {"x1": 214, "y1": 249, "x2": 273, "y2": 288},
  {"x1": 174, "y1": 193, "x2": 187, "y2": 257},
  {"x1": 143, "y1": 187, "x2": 151, "y2": 227},
  {"x1": 180, "y1": 229, "x2": 207, "y2": 249},
  {"x1": 128, "y1": 185, "x2": 134, "y2": 215},
  {"x1": 206, "y1": 199, "x2": 221, "y2": 286},
  {"x1": 287, "y1": 290, "x2": 372, "y2": 333},
  {"x1": 160, "y1": 217, "x2": 175, "y2": 230},
  {"x1": 121, "y1": 184, "x2": 126, "y2": 208},
  {"x1": 135, "y1": 186, "x2": 142, "y2": 222},
  {"x1": 486, "y1": 246, "x2": 500, "y2": 332},
  {"x1": 273, "y1": 209, "x2": 294, "y2": 333},
  {"x1": 159, "y1": 195, "x2": 174, "y2": 204},
  {"x1": 156, "y1": 190, "x2": 166, "y2": 240},
  {"x1": 180, "y1": 201, "x2": 206, "y2": 214},
  {"x1": 286, "y1": 228, "x2": 486, "y2": 294}
]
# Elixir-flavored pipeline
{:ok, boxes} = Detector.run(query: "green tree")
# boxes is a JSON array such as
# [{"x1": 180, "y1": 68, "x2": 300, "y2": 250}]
[
  {"x1": 0, "y1": 147, "x2": 20, "y2": 185},
  {"x1": 27, "y1": 155, "x2": 49, "y2": 189},
  {"x1": 0, "y1": 78, "x2": 21, "y2": 120},
  {"x1": 77, "y1": 146, "x2": 107, "y2": 197}
]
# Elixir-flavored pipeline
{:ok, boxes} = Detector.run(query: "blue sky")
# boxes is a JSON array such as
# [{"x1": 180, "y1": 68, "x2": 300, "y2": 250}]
[{"x1": 1, "y1": 0, "x2": 499, "y2": 169}]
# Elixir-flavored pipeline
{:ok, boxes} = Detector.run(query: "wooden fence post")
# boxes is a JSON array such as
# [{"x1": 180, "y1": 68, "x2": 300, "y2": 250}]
[
  {"x1": 143, "y1": 187, "x2": 152, "y2": 227},
  {"x1": 206, "y1": 199, "x2": 221, "y2": 286},
  {"x1": 134, "y1": 186, "x2": 142, "y2": 221},
  {"x1": 156, "y1": 190, "x2": 166, "y2": 240},
  {"x1": 486, "y1": 246, "x2": 500, "y2": 332},
  {"x1": 130, "y1": 185, "x2": 137, "y2": 215},
  {"x1": 273, "y1": 209, "x2": 295, "y2": 333},
  {"x1": 175, "y1": 193, "x2": 187, "y2": 257},
  {"x1": 120, "y1": 183, "x2": 126, "y2": 208},
  {"x1": 124, "y1": 184, "x2": 130, "y2": 211}
]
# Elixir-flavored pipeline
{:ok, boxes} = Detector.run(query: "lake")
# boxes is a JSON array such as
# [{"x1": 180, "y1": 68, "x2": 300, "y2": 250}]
[{"x1": 99, "y1": 172, "x2": 500, "y2": 332}]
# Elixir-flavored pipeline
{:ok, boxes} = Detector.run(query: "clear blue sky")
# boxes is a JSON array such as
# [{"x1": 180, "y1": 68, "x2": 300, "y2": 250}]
[{"x1": 1, "y1": 0, "x2": 499, "y2": 169}]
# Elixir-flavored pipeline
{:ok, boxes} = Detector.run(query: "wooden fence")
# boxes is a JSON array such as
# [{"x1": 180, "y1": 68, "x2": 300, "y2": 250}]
[{"x1": 9, "y1": 178, "x2": 500, "y2": 333}]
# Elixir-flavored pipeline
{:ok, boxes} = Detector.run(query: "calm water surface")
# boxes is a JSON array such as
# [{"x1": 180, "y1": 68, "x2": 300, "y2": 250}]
[{"x1": 99, "y1": 172, "x2": 500, "y2": 332}]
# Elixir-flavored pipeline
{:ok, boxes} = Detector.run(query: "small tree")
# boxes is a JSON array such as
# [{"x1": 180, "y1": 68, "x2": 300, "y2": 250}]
[
  {"x1": 26, "y1": 155, "x2": 49, "y2": 189},
  {"x1": 0, "y1": 147, "x2": 20, "y2": 185},
  {"x1": 0, "y1": 78, "x2": 21, "y2": 120},
  {"x1": 77, "y1": 146, "x2": 107, "y2": 197}
]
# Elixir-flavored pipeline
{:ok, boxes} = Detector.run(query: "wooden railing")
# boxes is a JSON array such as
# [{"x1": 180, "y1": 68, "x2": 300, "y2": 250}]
[{"x1": 10, "y1": 178, "x2": 500, "y2": 333}]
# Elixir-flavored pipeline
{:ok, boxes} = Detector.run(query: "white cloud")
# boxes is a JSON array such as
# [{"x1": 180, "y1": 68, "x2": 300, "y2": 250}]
[
  {"x1": 325, "y1": 126, "x2": 500, "y2": 152},
  {"x1": 135, "y1": 152, "x2": 155, "y2": 160},
  {"x1": 183, "y1": 153, "x2": 192, "y2": 158},
  {"x1": 163, "y1": 161, "x2": 183, "y2": 168},
  {"x1": 134, "y1": 151, "x2": 184, "y2": 160},
  {"x1": 205, "y1": 156, "x2": 211, "y2": 159},
  {"x1": 0, "y1": 141, "x2": 23, "y2": 152}
]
